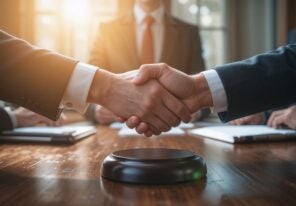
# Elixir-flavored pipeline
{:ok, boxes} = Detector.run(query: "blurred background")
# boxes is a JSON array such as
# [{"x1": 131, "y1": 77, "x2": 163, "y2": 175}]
[{"x1": 0, "y1": 0, "x2": 295, "y2": 69}]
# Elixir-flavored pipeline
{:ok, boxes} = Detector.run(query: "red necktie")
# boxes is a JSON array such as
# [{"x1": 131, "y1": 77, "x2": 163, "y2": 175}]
[{"x1": 141, "y1": 15, "x2": 154, "y2": 64}]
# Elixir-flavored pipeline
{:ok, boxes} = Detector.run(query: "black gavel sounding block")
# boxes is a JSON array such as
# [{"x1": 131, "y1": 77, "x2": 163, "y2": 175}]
[{"x1": 101, "y1": 148, "x2": 207, "y2": 184}]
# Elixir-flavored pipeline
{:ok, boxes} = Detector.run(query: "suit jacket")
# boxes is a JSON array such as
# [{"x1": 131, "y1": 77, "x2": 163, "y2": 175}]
[
  {"x1": 89, "y1": 13, "x2": 205, "y2": 74},
  {"x1": 216, "y1": 44, "x2": 296, "y2": 122},
  {"x1": 0, "y1": 30, "x2": 78, "y2": 120},
  {"x1": 288, "y1": 29, "x2": 296, "y2": 44},
  {"x1": 0, "y1": 107, "x2": 13, "y2": 131}
]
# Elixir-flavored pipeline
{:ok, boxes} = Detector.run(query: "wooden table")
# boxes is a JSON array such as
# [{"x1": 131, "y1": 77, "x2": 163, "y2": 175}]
[{"x1": 0, "y1": 125, "x2": 295, "y2": 206}]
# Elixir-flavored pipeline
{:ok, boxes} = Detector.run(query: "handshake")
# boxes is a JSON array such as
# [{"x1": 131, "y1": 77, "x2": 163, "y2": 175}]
[{"x1": 87, "y1": 63, "x2": 213, "y2": 137}]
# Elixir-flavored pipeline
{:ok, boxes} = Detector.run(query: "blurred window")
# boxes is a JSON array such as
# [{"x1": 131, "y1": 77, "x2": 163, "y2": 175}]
[
  {"x1": 21, "y1": 0, "x2": 117, "y2": 62},
  {"x1": 172, "y1": 0, "x2": 226, "y2": 68}
]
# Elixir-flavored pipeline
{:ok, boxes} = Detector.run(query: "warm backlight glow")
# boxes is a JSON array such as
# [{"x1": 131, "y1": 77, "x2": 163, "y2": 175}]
[{"x1": 63, "y1": 0, "x2": 91, "y2": 24}]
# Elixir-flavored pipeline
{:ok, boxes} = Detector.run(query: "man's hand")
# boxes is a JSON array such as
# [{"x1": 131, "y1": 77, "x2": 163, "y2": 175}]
[
  {"x1": 95, "y1": 106, "x2": 115, "y2": 125},
  {"x1": 267, "y1": 106, "x2": 296, "y2": 129},
  {"x1": 125, "y1": 63, "x2": 213, "y2": 136},
  {"x1": 87, "y1": 69, "x2": 191, "y2": 135},
  {"x1": 14, "y1": 107, "x2": 65, "y2": 127},
  {"x1": 230, "y1": 113, "x2": 265, "y2": 125},
  {"x1": 133, "y1": 63, "x2": 209, "y2": 112}
]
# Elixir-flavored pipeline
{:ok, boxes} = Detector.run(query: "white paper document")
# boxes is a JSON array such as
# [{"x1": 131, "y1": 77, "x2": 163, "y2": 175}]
[
  {"x1": 189, "y1": 125, "x2": 296, "y2": 143},
  {"x1": 110, "y1": 122, "x2": 126, "y2": 129},
  {"x1": 178, "y1": 122, "x2": 194, "y2": 129},
  {"x1": 111, "y1": 122, "x2": 194, "y2": 129}
]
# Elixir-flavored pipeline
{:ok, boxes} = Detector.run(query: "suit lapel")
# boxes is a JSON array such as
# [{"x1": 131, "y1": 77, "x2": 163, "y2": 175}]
[
  {"x1": 161, "y1": 14, "x2": 180, "y2": 63},
  {"x1": 119, "y1": 14, "x2": 140, "y2": 67}
]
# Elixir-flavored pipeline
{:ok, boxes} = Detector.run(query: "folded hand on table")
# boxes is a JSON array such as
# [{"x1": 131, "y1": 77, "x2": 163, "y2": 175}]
[{"x1": 14, "y1": 107, "x2": 65, "y2": 127}]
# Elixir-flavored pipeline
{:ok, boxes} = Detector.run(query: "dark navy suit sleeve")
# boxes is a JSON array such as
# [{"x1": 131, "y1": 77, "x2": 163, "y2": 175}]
[
  {"x1": 215, "y1": 44, "x2": 296, "y2": 122},
  {"x1": 288, "y1": 29, "x2": 296, "y2": 44}
]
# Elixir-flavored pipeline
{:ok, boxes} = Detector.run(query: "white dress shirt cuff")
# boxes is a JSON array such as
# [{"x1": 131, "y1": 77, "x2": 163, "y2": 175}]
[
  {"x1": 4, "y1": 107, "x2": 17, "y2": 128},
  {"x1": 61, "y1": 62, "x2": 98, "y2": 114},
  {"x1": 202, "y1": 70, "x2": 228, "y2": 113}
]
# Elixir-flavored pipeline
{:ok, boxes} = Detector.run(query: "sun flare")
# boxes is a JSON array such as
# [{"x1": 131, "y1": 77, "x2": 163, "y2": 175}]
[{"x1": 63, "y1": 0, "x2": 91, "y2": 24}]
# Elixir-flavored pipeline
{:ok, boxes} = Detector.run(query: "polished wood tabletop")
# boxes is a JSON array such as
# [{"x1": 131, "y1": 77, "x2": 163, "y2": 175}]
[{"x1": 0, "y1": 125, "x2": 295, "y2": 206}]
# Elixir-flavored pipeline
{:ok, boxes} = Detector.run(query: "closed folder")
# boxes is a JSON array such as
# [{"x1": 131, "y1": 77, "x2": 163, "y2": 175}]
[{"x1": 0, "y1": 125, "x2": 97, "y2": 144}]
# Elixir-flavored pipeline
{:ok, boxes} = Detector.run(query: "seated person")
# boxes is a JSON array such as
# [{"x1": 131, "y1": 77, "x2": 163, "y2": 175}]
[
  {"x1": 231, "y1": 105, "x2": 296, "y2": 129},
  {"x1": 0, "y1": 104, "x2": 64, "y2": 132},
  {"x1": 88, "y1": 0, "x2": 208, "y2": 124}
]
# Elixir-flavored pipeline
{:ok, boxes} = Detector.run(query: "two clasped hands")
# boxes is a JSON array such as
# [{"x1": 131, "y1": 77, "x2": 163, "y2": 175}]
[{"x1": 87, "y1": 63, "x2": 213, "y2": 137}]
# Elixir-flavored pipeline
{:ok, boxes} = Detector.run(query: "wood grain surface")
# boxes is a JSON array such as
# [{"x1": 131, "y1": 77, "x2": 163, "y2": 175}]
[{"x1": 0, "y1": 125, "x2": 295, "y2": 206}]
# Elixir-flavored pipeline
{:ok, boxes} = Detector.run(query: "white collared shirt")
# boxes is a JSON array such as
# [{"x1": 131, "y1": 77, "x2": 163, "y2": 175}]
[
  {"x1": 202, "y1": 70, "x2": 228, "y2": 112},
  {"x1": 61, "y1": 63, "x2": 97, "y2": 113},
  {"x1": 134, "y1": 3, "x2": 165, "y2": 62}
]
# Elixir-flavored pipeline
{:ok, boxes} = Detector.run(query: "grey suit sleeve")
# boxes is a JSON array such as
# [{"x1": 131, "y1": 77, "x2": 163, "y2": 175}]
[{"x1": 215, "y1": 44, "x2": 296, "y2": 122}]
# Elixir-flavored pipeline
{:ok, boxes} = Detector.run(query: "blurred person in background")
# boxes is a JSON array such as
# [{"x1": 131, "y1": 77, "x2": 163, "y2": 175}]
[
  {"x1": 88, "y1": 0, "x2": 208, "y2": 125},
  {"x1": 0, "y1": 102, "x2": 64, "y2": 132}
]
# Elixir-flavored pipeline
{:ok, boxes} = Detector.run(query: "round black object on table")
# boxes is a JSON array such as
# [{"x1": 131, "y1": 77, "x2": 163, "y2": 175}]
[{"x1": 101, "y1": 148, "x2": 207, "y2": 184}]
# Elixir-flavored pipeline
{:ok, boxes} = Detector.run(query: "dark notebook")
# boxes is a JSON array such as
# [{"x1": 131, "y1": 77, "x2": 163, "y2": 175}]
[{"x1": 0, "y1": 125, "x2": 97, "y2": 144}]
